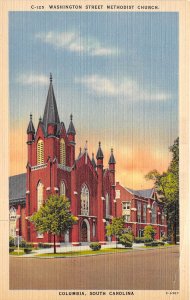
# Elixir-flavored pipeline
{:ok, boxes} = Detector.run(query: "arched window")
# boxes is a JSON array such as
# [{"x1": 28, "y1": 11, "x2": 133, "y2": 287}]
[
  {"x1": 60, "y1": 138, "x2": 66, "y2": 165},
  {"x1": 81, "y1": 185, "x2": 89, "y2": 216},
  {"x1": 60, "y1": 181, "x2": 66, "y2": 196},
  {"x1": 37, "y1": 139, "x2": 44, "y2": 165},
  {"x1": 37, "y1": 181, "x2": 44, "y2": 211},
  {"x1": 151, "y1": 202, "x2": 157, "y2": 224},
  {"x1": 105, "y1": 193, "x2": 110, "y2": 218}
]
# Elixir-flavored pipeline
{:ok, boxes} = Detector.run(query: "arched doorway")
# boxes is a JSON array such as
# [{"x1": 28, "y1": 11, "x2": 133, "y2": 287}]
[{"x1": 80, "y1": 219, "x2": 90, "y2": 242}]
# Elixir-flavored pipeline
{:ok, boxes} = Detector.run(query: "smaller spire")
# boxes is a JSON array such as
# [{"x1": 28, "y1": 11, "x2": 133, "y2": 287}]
[
  {"x1": 27, "y1": 113, "x2": 35, "y2": 134},
  {"x1": 84, "y1": 140, "x2": 88, "y2": 152},
  {"x1": 96, "y1": 141, "x2": 104, "y2": 160},
  {"x1": 50, "y1": 73, "x2": 52, "y2": 83},
  {"x1": 92, "y1": 153, "x2": 97, "y2": 169},
  {"x1": 108, "y1": 148, "x2": 116, "y2": 164},
  {"x1": 67, "y1": 114, "x2": 76, "y2": 135},
  {"x1": 39, "y1": 116, "x2": 42, "y2": 122}
]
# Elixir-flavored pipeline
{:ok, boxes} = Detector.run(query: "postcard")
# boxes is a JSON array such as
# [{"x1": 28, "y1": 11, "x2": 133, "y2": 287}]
[{"x1": 0, "y1": 1, "x2": 189, "y2": 300}]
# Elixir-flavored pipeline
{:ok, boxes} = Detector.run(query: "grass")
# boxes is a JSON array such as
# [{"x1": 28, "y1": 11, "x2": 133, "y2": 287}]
[
  {"x1": 10, "y1": 250, "x2": 25, "y2": 256},
  {"x1": 142, "y1": 243, "x2": 176, "y2": 249},
  {"x1": 36, "y1": 247, "x2": 133, "y2": 257}
]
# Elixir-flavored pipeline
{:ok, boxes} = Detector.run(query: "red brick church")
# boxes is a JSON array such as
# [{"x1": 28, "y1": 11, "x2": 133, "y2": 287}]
[{"x1": 9, "y1": 74, "x2": 167, "y2": 245}]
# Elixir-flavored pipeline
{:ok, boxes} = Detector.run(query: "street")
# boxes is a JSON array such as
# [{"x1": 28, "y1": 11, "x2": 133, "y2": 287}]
[{"x1": 10, "y1": 246, "x2": 179, "y2": 290}]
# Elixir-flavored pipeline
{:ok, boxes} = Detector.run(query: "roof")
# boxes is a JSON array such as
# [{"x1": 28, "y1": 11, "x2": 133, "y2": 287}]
[
  {"x1": 108, "y1": 149, "x2": 116, "y2": 164},
  {"x1": 126, "y1": 187, "x2": 154, "y2": 199},
  {"x1": 91, "y1": 153, "x2": 97, "y2": 168},
  {"x1": 42, "y1": 74, "x2": 60, "y2": 133},
  {"x1": 96, "y1": 142, "x2": 104, "y2": 159},
  {"x1": 9, "y1": 173, "x2": 26, "y2": 205},
  {"x1": 67, "y1": 114, "x2": 76, "y2": 135},
  {"x1": 27, "y1": 114, "x2": 35, "y2": 134}
]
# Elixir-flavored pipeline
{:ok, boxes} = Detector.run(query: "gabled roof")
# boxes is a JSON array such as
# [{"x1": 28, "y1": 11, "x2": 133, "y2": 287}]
[
  {"x1": 9, "y1": 173, "x2": 26, "y2": 205},
  {"x1": 126, "y1": 187, "x2": 154, "y2": 199},
  {"x1": 42, "y1": 74, "x2": 60, "y2": 133}
]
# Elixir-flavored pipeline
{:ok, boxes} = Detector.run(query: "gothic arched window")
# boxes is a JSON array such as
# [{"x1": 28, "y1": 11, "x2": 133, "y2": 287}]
[
  {"x1": 151, "y1": 202, "x2": 157, "y2": 224},
  {"x1": 37, "y1": 139, "x2": 44, "y2": 165},
  {"x1": 60, "y1": 138, "x2": 66, "y2": 165},
  {"x1": 105, "y1": 193, "x2": 110, "y2": 218},
  {"x1": 81, "y1": 185, "x2": 89, "y2": 216},
  {"x1": 37, "y1": 181, "x2": 44, "y2": 211},
  {"x1": 60, "y1": 181, "x2": 66, "y2": 196}
]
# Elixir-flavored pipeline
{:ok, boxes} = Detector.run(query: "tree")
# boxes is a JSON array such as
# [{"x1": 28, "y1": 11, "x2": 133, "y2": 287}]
[
  {"x1": 106, "y1": 217, "x2": 125, "y2": 248},
  {"x1": 144, "y1": 225, "x2": 156, "y2": 241},
  {"x1": 118, "y1": 232, "x2": 133, "y2": 248},
  {"x1": 30, "y1": 195, "x2": 77, "y2": 253},
  {"x1": 145, "y1": 138, "x2": 179, "y2": 244}
]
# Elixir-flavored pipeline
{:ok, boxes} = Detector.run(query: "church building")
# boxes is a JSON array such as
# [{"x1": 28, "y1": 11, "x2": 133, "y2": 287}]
[{"x1": 9, "y1": 74, "x2": 167, "y2": 245}]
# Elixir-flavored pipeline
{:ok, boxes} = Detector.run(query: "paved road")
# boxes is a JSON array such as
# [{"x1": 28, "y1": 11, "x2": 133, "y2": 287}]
[{"x1": 10, "y1": 246, "x2": 179, "y2": 290}]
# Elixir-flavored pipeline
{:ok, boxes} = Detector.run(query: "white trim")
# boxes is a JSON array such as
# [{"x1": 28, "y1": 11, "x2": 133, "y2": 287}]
[
  {"x1": 54, "y1": 187, "x2": 59, "y2": 191},
  {"x1": 26, "y1": 190, "x2": 30, "y2": 194},
  {"x1": 101, "y1": 197, "x2": 105, "y2": 200},
  {"x1": 131, "y1": 208, "x2": 137, "y2": 211},
  {"x1": 46, "y1": 187, "x2": 50, "y2": 191},
  {"x1": 31, "y1": 163, "x2": 47, "y2": 171},
  {"x1": 74, "y1": 191, "x2": 78, "y2": 195}
]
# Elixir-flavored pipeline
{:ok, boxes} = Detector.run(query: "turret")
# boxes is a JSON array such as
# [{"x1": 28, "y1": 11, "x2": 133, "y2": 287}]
[
  {"x1": 27, "y1": 114, "x2": 35, "y2": 143},
  {"x1": 91, "y1": 153, "x2": 96, "y2": 169},
  {"x1": 67, "y1": 114, "x2": 76, "y2": 166},
  {"x1": 108, "y1": 148, "x2": 116, "y2": 172}
]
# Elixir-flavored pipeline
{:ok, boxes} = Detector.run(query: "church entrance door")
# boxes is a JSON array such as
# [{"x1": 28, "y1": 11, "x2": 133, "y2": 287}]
[
  {"x1": 80, "y1": 219, "x2": 90, "y2": 242},
  {"x1": 81, "y1": 221, "x2": 87, "y2": 242}
]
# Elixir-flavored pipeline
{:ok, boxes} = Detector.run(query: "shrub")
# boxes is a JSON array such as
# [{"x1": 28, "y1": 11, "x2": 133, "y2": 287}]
[
  {"x1": 89, "y1": 242, "x2": 101, "y2": 251},
  {"x1": 19, "y1": 239, "x2": 27, "y2": 248},
  {"x1": 38, "y1": 243, "x2": 52, "y2": 248},
  {"x1": 144, "y1": 225, "x2": 156, "y2": 241},
  {"x1": 119, "y1": 233, "x2": 133, "y2": 248},
  {"x1": 9, "y1": 236, "x2": 15, "y2": 247},
  {"x1": 157, "y1": 241, "x2": 165, "y2": 246},
  {"x1": 145, "y1": 241, "x2": 159, "y2": 247},
  {"x1": 9, "y1": 247, "x2": 15, "y2": 253},
  {"x1": 161, "y1": 235, "x2": 168, "y2": 242},
  {"x1": 134, "y1": 237, "x2": 145, "y2": 243},
  {"x1": 24, "y1": 248, "x2": 32, "y2": 254}
]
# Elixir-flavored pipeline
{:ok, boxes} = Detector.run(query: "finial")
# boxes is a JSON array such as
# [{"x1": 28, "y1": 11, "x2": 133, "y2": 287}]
[
  {"x1": 50, "y1": 73, "x2": 52, "y2": 83},
  {"x1": 79, "y1": 147, "x2": 81, "y2": 154},
  {"x1": 99, "y1": 141, "x2": 101, "y2": 147},
  {"x1": 70, "y1": 114, "x2": 73, "y2": 121},
  {"x1": 111, "y1": 148, "x2": 113, "y2": 153},
  {"x1": 92, "y1": 152, "x2": 94, "y2": 158},
  {"x1": 39, "y1": 116, "x2": 42, "y2": 122},
  {"x1": 30, "y1": 113, "x2": 32, "y2": 121},
  {"x1": 85, "y1": 140, "x2": 88, "y2": 151}
]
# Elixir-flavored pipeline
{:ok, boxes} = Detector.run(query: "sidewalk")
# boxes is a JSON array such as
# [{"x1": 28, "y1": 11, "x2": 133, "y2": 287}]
[{"x1": 13, "y1": 242, "x2": 152, "y2": 257}]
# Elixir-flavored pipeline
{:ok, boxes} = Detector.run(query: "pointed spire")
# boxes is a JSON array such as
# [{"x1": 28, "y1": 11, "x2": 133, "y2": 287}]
[
  {"x1": 84, "y1": 140, "x2": 88, "y2": 152},
  {"x1": 108, "y1": 148, "x2": 116, "y2": 164},
  {"x1": 96, "y1": 141, "x2": 104, "y2": 159},
  {"x1": 67, "y1": 114, "x2": 76, "y2": 135},
  {"x1": 42, "y1": 73, "x2": 60, "y2": 133},
  {"x1": 27, "y1": 113, "x2": 35, "y2": 134},
  {"x1": 92, "y1": 153, "x2": 97, "y2": 168}
]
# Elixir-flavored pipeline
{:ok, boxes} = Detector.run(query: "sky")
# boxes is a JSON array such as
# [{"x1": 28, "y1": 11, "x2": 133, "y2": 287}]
[{"x1": 9, "y1": 12, "x2": 178, "y2": 189}]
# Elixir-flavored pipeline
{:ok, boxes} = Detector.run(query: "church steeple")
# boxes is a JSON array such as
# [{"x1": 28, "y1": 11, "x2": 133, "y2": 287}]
[
  {"x1": 42, "y1": 73, "x2": 60, "y2": 133},
  {"x1": 96, "y1": 142, "x2": 104, "y2": 160},
  {"x1": 27, "y1": 113, "x2": 35, "y2": 134},
  {"x1": 108, "y1": 148, "x2": 116, "y2": 164},
  {"x1": 67, "y1": 114, "x2": 76, "y2": 136}
]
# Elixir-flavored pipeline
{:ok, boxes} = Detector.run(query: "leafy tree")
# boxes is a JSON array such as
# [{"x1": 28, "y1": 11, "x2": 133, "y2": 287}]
[
  {"x1": 30, "y1": 195, "x2": 77, "y2": 253},
  {"x1": 143, "y1": 225, "x2": 156, "y2": 241},
  {"x1": 119, "y1": 232, "x2": 133, "y2": 248},
  {"x1": 106, "y1": 217, "x2": 125, "y2": 247},
  {"x1": 145, "y1": 138, "x2": 179, "y2": 244}
]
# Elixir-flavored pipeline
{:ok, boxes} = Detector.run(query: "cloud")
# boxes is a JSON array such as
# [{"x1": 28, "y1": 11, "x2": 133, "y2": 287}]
[
  {"x1": 17, "y1": 73, "x2": 48, "y2": 86},
  {"x1": 76, "y1": 75, "x2": 171, "y2": 101},
  {"x1": 35, "y1": 31, "x2": 118, "y2": 56}
]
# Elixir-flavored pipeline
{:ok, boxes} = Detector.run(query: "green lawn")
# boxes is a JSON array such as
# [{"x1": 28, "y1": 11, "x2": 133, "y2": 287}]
[
  {"x1": 10, "y1": 250, "x2": 25, "y2": 256},
  {"x1": 36, "y1": 248, "x2": 132, "y2": 257},
  {"x1": 142, "y1": 243, "x2": 176, "y2": 249}
]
